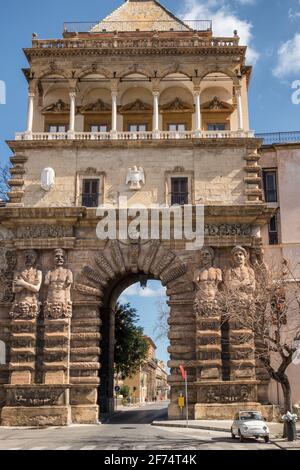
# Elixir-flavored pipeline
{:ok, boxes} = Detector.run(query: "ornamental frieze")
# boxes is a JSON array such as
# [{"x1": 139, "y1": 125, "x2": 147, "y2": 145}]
[
  {"x1": 204, "y1": 224, "x2": 251, "y2": 237},
  {"x1": 15, "y1": 225, "x2": 74, "y2": 239},
  {"x1": 6, "y1": 387, "x2": 65, "y2": 407},
  {"x1": 198, "y1": 384, "x2": 257, "y2": 404}
]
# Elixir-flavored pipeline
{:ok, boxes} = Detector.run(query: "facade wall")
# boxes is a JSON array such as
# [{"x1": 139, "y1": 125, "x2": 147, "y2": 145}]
[
  {"x1": 260, "y1": 144, "x2": 300, "y2": 407},
  {"x1": 21, "y1": 145, "x2": 249, "y2": 208}
]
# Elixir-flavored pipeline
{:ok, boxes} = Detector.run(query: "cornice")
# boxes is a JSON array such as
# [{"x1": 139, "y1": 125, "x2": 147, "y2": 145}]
[
  {"x1": 24, "y1": 46, "x2": 247, "y2": 59},
  {"x1": 6, "y1": 138, "x2": 262, "y2": 152}
]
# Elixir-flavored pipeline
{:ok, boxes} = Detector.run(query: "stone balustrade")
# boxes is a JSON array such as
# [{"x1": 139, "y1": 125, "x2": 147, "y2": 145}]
[{"x1": 15, "y1": 130, "x2": 254, "y2": 142}]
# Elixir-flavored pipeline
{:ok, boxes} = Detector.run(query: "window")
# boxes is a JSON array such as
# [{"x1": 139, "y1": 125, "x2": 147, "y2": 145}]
[
  {"x1": 82, "y1": 179, "x2": 100, "y2": 208},
  {"x1": 269, "y1": 216, "x2": 279, "y2": 245},
  {"x1": 90, "y1": 125, "x2": 108, "y2": 133},
  {"x1": 129, "y1": 124, "x2": 147, "y2": 132},
  {"x1": 207, "y1": 123, "x2": 226, "y2": 131},
  {"x1": 168, "y1": 124, "x2": 186, "y2": 132},
  {"x1": 171, "y1": 177, "x2": 188, "y2": 205},
  {"x1": 263, "y1": 170, "x2": 278, "y2": 203},
  {"x1": 48, "y1": 124, "x2": 67, "y2": 133},
  {"x1": 0, "y1": 340, "x2": 5, "y2": 365}
]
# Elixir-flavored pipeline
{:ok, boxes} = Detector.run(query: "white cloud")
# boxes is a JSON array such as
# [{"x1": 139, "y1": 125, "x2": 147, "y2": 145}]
[
  {"x1": 273, "y1": 33, "x2": 300, "y2": 79},
  {"x1": 179, "y1": 0, "x2": 259, "y2": 64},
  {"x1": 120, "y1": 283, "x2": 167, "y2": 300}
]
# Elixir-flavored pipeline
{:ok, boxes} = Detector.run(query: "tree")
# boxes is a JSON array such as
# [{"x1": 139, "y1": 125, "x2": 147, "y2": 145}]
[
  {"x1": 114, "y1": 302, "x2": 149, "y2": 379},
  {"x1": 0, "y1": 164, "x2": 10, "y2": 202},
  {"x1": 223, "y1": 258, "x2": 300, "y2": 413},
  {"x1": 154, "y1": 295, "x2": 169, "y2": 342}
]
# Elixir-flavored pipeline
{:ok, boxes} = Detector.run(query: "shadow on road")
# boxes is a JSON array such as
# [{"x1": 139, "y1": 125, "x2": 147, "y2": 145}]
[{"x1": 102, "y1": 405, "x2": 168, "y2": 425}]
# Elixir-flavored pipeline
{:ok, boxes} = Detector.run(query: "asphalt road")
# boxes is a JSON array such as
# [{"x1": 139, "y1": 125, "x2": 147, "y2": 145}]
[{"x1": 0, "y1": 402, "x2": 279, "y2": 451}]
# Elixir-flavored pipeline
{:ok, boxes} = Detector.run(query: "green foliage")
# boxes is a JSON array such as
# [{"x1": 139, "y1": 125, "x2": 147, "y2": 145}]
[
  {"x1": 120, "y1": 385, "x2": 130, "y2": 398},
  {"x1": 114, "y1": 302, "x2": 149, "y2": 379}
]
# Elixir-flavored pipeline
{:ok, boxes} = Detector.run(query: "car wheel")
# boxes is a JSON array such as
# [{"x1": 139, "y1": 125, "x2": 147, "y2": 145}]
[
  {"x1": 231, "y1": 428, "x2": 236, "y2": 439},
  {"x1": 264, "y1": 436, "x2": 270, "y2": 443},
  {"x1": 238, "y1": 431, "x2": 244, "y2": 443}
]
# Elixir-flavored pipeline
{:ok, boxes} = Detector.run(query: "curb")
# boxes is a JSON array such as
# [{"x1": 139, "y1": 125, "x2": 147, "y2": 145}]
[{"x1": 152, "y1": 421, "x2": 231, "y2": 433}]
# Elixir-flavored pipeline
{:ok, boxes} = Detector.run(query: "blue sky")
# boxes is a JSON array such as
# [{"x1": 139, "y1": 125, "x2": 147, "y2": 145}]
[
  {"x1": 1, "y1": 0, "x2": 300, "y2": 162},
  {"x1": 1, "y1": 0, "x2": 300, "y2": 363}
]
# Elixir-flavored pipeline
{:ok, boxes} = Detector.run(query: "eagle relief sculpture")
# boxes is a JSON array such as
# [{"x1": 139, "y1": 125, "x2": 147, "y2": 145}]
[{"x1": 126, "y1": 166, "x2": 145, "y2": 191}]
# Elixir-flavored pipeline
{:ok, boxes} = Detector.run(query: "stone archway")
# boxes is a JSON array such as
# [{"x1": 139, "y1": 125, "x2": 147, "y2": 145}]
[{"x1": 72, "y1": 240, "x2": 196, "y2": 423}]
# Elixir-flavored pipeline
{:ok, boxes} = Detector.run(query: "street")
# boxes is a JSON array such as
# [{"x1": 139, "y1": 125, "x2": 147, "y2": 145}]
[{"x1": 0, "y1": 402, "x2": 279, "y2": 451}]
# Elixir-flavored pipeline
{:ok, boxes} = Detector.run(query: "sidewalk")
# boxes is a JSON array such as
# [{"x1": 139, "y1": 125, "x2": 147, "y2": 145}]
[{"x1": 152, "y1": 419, "x2": 300, "y2": 440}]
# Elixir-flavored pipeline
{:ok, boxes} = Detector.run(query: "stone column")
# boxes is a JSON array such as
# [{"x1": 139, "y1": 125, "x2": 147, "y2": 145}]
[
  {"x1": 235, "y1": 86, "x2": 244, "y2": 131},
  {"x1": 193, "y1": 89, "x2": 202, "y2": 137},
  {"x1": 26, "y1": 91, "x2": 35, "y2": 138},
  {"x1": 68, "y1": 91, "x2": 76, "y2": 139},
  {"x1": 111, "y1": 91, "x2": 118, "y2": 138},
  {"x1": 152, "y1": 91, "x2": 160, "y2": 138}
]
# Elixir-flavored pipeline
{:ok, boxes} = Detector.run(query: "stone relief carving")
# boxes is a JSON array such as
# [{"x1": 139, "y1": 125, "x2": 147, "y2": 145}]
[
  {"x1": 160, "y1": 97, "x2": 192, "y2": 111},
  {"x1": 194, "y1": 247, "x2": 222, "y2": 317},
  {"x1": 120, "y1": 99, "x2": 152, "y2": 112},
  {"x1": 224, "y1": 246, "x2": 256, "y2": 303},
  {"x1": 10, "y1": 250, "x2": 42, "y2": 320},
  {"x1": 15, "y1": 225, "x2": 73, "y2": 239},
  {"x1": 204, "y1": 224, "x2": 251, "y2": 236},
  {"x1": 7, "y1": 387, "x2": 65, "y2": 407},
  {"x1": 126, "y1": 166, "x2": 145, "y2": 191},
  {"x1": 44, "y1": 249, "x2": 73, "y2": 319},
  {"x1": 80, "y1": 99, "x2": 111, "y2": 113},
  {"x1": 0, "y1": 250, "x2": 17, "y2": 302},
  {"x1": 42, "y1": 99, "x2": 70, "y2": 113},
  {"x1": 199, "y1": 384, "x2": 257, "y2": 404}
]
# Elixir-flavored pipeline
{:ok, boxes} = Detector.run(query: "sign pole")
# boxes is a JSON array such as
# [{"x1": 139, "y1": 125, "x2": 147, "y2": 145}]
[{"x1": 185, "y1": 372, "x2": 189, "y2": 429}]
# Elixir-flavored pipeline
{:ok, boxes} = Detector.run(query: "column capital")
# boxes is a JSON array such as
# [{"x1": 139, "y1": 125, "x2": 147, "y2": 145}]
[
  {"x1": 152, "y1": 90, "x2": 160, "y2": 97},
  {"x1": 193, "y1": 88, "x2": 201, "y2": 96},
  {"x1": 234, "y1": 85, "x2": 242, "y2": 96},
  {"x1": 28, "y1": 91, "x2": 36, "y2": 99},
  {"x1": 110, "y1": 78, "x2": 120, "y2": 93},
  {"x1": 111, "y1": 90, "x2": 118, "y2": 99},
  {"x1": 192, "y1": 77, "x2": 201, "y2": 88},
  {"x1": 69, "y1": 90, "x2": 76, "y2": 98}
]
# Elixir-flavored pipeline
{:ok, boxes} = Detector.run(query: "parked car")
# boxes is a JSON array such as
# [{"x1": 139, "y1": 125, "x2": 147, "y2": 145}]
[{"x1": 231, "y1": 411, "x2": 270, "y2": 443}]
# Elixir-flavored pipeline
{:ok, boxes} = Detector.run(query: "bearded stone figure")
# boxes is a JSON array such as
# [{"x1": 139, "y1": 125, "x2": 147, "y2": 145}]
[
  {"x1": 10, "y1": 250, "x2": 42, "y2": 320},
  {"x1": 194, "y1": 247, "x2": 222, "y2": 317},
  {"x1": 44, "y1": 249, "x2": 73, "y2": 319},
  {"x1": 224, "y1": 246, "x2": 256, "y2": 304}
]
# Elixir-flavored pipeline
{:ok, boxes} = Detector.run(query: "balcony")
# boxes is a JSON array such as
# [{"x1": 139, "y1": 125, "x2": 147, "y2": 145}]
[
  {"x1": 255, "y1": 131, "x2": 300, "y2": 146},
  {"x1": 15, "y1": 130, "x2": 255, "y2": 142}
]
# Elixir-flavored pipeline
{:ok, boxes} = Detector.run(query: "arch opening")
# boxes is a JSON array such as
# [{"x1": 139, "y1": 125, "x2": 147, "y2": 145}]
[{"x1": 98, "y1": 272, "x2": 170, "y2": 417}]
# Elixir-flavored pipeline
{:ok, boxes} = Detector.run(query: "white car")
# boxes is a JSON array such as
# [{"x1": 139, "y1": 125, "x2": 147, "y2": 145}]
[{"x1": 231, "y1": 411, "x2": 270, "y2": 443}]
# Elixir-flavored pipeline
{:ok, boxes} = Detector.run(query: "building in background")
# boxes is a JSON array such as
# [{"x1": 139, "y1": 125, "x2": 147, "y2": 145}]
[
  {"x1": 123, "y1": 337, "x2": 169, "y2": 403},
  {"x1": 258, "y1": 137, "x2": 300, "y2": 407}
]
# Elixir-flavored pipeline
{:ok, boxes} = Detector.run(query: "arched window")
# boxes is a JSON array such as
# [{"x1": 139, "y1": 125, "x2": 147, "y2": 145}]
[{"x1": 0, "y1": 340, "x2": 6, "y2": 365}]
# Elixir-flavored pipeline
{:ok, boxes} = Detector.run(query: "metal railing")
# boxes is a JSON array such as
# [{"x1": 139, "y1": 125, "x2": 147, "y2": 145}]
[
  {"x1": 255, "y1": 131, "x2": 300, "y2": 145},
  {"x1": 63, "y1": 20, "x2": 212, "y2": 33},
  {"x1": 15, "y1": 130, "x2": 254, "y2": 142}
]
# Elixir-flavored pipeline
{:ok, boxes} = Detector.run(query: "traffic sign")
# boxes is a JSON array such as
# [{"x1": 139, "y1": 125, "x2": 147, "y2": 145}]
[{"x1": 115, "y1": 386, "x2": 121, "y2": 393}]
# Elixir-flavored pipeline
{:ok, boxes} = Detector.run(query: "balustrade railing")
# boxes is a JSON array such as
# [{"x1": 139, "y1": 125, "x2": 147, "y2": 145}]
[
  {"x1": 31, "y1": 36, "x2": 239, "y2": 51},
  {"x1": 15, "y1": 130, "x2": 254, "y2": 142},
  {"x1": 63, "y1": 20, "x2": 213, "y2": 33},
  {"x1": 255, "y1": 131, "x2": 300, "y2": 145}
]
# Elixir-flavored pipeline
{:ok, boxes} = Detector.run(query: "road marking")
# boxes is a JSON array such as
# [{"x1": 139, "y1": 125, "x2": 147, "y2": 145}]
[
  {"x1": 81, "y1": 445, "x2": 97, "y2": 450},
  {"x1": 56, "y1": 446, "x2": 72, "y2": 451}
]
